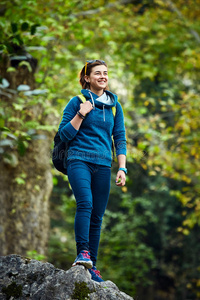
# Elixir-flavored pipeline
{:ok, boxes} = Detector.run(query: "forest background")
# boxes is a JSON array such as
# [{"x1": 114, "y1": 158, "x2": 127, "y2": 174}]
[{"x1": 0, "y1": 0, "x2": 200, "y2": 299}]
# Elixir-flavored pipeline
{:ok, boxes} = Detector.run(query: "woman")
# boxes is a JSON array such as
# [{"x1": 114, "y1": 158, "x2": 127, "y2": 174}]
[{"x1": 59, "y1": 60, "x2": 127, "y2": 282}]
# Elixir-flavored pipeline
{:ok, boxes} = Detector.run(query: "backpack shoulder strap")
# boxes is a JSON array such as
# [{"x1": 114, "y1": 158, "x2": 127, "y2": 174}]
[
  {"x1": 77, "y1": 94, "x2": 87, "y2": 103},
  {"x1": 112, "y1": 106, "x2": 116, "y2": 118},
  {"x1": 78, "y1": 94, "x2": 116, "y2": 117}
]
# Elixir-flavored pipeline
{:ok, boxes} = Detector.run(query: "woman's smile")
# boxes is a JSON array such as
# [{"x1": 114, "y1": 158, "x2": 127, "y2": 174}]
[{"x1": 85, "y1": 65, "x2": 108, "y2": 95}]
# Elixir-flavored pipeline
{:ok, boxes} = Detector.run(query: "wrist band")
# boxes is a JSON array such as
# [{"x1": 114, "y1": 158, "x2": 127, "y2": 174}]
[
  {"x1": 77, "y1": 111, "x2": 85, "y2": 120},
  {"x1": 119, "y1": 167, "x2": 127, "y2": 174}
]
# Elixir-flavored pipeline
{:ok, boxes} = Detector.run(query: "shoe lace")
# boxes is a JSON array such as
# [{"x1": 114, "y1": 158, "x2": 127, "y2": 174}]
[
  {"x1": 93, "y1": 269, "x2": 102, "y2": 278},
  {"x1": 82, "y1": 251, "x2": 90, "y2": 259}
]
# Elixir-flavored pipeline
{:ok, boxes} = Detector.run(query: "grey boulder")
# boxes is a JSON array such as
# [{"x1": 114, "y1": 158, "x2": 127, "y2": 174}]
[{"x1": 0, "y1": 255, "x2": 134, "y2": 300}]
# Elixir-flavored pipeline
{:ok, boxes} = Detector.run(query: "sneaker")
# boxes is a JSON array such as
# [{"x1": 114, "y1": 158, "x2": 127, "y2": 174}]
[
  {"x1": 72, "y1": 250, "x2": 93, "y2": 269},
  {"x1": 89, "y1": 266, "x2": 104, "y2": 282}
]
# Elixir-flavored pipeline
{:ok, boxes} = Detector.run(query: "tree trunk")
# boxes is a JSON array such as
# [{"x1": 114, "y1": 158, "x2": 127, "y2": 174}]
[{"x1": 0, "y1": 53, "x2": 53, "y2": 256}]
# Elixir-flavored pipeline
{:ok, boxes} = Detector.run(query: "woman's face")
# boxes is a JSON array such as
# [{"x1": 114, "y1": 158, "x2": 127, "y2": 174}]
[{"x1": 85, "y1": 64, "x2": 108, "y2": 94}]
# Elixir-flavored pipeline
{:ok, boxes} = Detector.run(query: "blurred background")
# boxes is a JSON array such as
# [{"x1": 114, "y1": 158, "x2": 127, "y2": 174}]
[{"x1": 0, "y1": 0, "x2": 200, "y2": 299}]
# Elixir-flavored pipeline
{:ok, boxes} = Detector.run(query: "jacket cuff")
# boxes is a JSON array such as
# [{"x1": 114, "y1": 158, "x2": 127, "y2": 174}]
[
  {"x1": 116, "y1": 148, "x2": 127, "y2": 156},
  {"x1": 59, "y1": 122, "x2": 78, "y2": 142}
]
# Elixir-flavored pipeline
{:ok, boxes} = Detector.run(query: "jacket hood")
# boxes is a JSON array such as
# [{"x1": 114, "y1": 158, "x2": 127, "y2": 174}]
[{"x1": 81, "y1": 89, "x2": 118, "y2": 108}]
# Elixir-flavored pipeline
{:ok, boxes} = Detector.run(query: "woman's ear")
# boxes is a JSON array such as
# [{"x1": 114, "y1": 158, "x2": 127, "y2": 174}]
[{"x1": 84, "y1": 75, "x2": 89, "y2": 83}]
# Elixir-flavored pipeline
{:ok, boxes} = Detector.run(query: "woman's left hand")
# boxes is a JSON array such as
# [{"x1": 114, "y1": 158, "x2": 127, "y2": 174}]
[{"x1": 115, "y1": 170, "x2": 126, "y2": 186}]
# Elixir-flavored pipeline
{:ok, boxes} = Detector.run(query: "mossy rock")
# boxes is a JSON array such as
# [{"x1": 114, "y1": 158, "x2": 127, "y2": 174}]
[
  {"x1": 71, "y1": 281, "x2": 96, "y2": 300},
  {"x1": 2, "y1": 282, "x2": 22, "y2": 299}
]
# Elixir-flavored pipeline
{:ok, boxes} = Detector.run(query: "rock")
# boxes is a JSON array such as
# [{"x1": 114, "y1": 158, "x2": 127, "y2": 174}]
[{"x1": 0, "y1": 255, "x2": 134, "y2": 300}]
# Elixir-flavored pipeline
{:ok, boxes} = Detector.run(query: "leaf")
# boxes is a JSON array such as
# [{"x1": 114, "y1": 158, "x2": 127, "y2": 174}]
[
  {"x1": 15, "y1": 177, "x2": 25, "y2": 185},
  {"x1": 10, "y1": 56, "x2": 27, "y2": 61},
  {"x1": 53, "y1": 176, "x2": 58, "y2": 185},
  {"x1": 0, "y1": 78, "x2": 10, "y2": 89},
  {"x1": 30, "y1": 24, "x2": 40, "y2": 35},
  {"x1": 18, "y1": 61, "x2": 32, "y2": 72},
  {"x1": 12, "y1": 103, "x2": 25, "y2": 110},
  {"x1": 24, "y1": 89, "x2": 48, "y2": 96},
  {"x1": 14, "y1": 34, "x2": 24, "y2": 45},
  {"x1": 4, "y1": 132, "x2": 18, "y2": 140},
  {"x1": 17, "y1": 84, "x2": 30, "y2": 91},
  {"x1": 17, "y1": 140, "x2": 27, "y2": 156},
  {"x1": 8, "y1": 117, "x2": 23, "y2": 125},
  {"x1": 3, "y1": 153, "x2": 18, "y2": 167},
  {"x1": 26, "y1": 46, "x2": 46, "y2": 51},
  {"x1": 0, "y1": 139, "x2": 14, "y2": 147},
  {"x1": 0, "y1": 127, "x2": 10, "y2": 132},
  {"x1": 11, "y1": 22, "x2": 18, "y2": 33},
  {"x1": 21, "y1": 22, "x2": 29, "y2": 31},
  {"x1": 32, "y1": 134, "x2": 47, "y2": 140},
  {"x1": 138, "y1": 107, "x2": 148, "y2": 114},
  {"x1": 7, "y1": 67, "x2": 16, "y2": 72}
]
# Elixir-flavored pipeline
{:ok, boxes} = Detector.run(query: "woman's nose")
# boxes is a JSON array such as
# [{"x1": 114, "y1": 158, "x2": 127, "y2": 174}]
[{"x1": 100, "y1": 73, "x2": 106, "y2": 78}]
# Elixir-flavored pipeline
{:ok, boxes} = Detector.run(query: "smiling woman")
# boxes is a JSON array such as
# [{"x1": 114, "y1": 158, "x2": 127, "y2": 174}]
[
  {"x1": 79, "y1": 60, "x2": 109, "y2": 93},
  {"x1": 84, "y1": 64, "x2": 108, "y2": 96},
  {"x1": 58, "y1": 59, "x2": 127, "y2": 282}
]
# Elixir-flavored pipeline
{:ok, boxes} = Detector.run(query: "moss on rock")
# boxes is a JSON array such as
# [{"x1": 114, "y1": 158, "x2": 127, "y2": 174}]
[
  {"x1": 2, "y1": 282, "x2": 22, "y2": 299},
  {"x1": 71, "y1": 281, "x2": 96, "y2": 300}
]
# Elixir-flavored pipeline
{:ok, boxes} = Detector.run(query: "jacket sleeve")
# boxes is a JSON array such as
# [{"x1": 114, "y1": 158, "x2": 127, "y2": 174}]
[
  {"x1": 112, "y1": 102, "x2": 127, "y2": 156},
  {"x1": 58, "y1": 97, "x2": 80, "y2": 142}
]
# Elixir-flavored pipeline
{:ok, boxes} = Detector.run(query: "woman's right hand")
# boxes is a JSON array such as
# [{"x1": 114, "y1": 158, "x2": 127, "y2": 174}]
[{"x1": 79, "y1": 101, "x2": 93, "y2": 116}]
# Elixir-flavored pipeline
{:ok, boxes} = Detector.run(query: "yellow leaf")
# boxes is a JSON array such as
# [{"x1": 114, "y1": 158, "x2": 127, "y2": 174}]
[
  {"x1": 140, "y1": 93, "x2": 146, "y2": 98},
  {"x1": 183, "y1": 229, "x2": 190, "y2": 235},
  {"x1": 196, "y1": 280, "x2": 200, "y2": 287},
  {"x1": 181, "y1": 175, "x2": 191, "y2": 184},
  {"x1": 177, "y1": 227, "x2": 183, "y2": 232},
  {"x1": 154, "y1": 166, "x2": 161, "y2": 172},
  {"x1": 154, "y1": 0, "x2": 165, "y2": 5},
  {"x1": 122, "y1": 186, "x2": 127, "y2": 193},
  {"x1": 149, "y1": 171, "x2": 156, "y2": 176},
  {"x1": 159, "y1": 122, "x2": 166, "y2": 128},
  {"x1": 181, "y1": 195, "x2": 192, "y2": 206},
  {"x1": 141, "y1": 163, "x2": 147, "y2": 170}
]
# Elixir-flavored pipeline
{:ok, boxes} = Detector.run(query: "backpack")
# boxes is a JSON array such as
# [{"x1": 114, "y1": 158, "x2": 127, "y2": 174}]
[
  {"x1": 52, "y1": 95, "x2": 116, "y2": 174},
  {"x1": 52, "y1": 95, "x2": 86, "y2": 174}
]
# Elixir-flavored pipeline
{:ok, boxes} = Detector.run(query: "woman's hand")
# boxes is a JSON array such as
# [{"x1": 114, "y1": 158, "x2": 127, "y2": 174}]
[
  {"x1": 115, "y1": 170, "x2": 126, "y2": 186},
  {"x1": 79, "y1": 101, "x2": 93, "y2": 116}
]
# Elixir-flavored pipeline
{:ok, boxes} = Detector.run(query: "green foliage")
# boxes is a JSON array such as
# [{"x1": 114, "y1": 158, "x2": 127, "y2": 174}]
[
  {"x1": 99, "y1": 194, "x2": 156, "y2": 294},
  {"x1": 26, "y1": 250, "x2": 46, "y2": 261},
  {"x1": 14, "y1": 173, "x2": 26, "y2": 185}
]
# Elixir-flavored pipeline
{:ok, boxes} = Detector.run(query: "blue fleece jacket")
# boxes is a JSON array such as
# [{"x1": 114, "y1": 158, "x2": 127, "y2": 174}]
[{"x1": 58, "y1": 89, "x2": 126, "y2": 167}]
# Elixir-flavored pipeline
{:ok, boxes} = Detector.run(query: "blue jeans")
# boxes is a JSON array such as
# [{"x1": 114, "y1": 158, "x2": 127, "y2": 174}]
[{"x1": 67, "y1": 159, "x2": 111, "y2": 266}]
